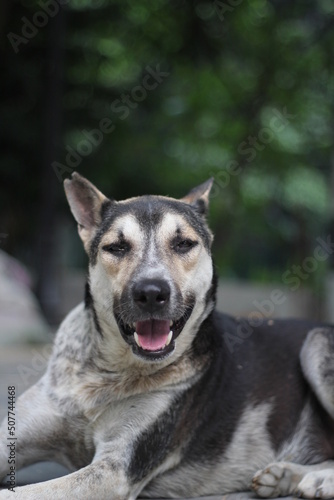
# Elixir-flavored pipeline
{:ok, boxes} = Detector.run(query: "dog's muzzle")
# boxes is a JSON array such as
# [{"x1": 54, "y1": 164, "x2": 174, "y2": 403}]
[{"x1": 114, "y1": 279, "x2": 194, "y2": 362}]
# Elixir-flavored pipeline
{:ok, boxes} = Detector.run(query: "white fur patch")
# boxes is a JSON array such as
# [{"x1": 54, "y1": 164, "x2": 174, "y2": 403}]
[{"x1": 93, "y1": 390, "x2": 174, "y2": 460}]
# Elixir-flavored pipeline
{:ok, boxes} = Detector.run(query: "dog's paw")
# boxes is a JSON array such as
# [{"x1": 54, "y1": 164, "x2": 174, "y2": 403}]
[
  {"x1": 295, "y1": 469, "x2": 334, "y2": 499},
  {"x1": 252, "y1": 463, "x2": 295, "y2": 498}
]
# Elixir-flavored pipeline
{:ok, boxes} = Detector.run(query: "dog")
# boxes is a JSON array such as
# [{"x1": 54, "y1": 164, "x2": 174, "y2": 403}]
[{"x1": 0, "y1": 172, "x2": 334, "y2": 500}]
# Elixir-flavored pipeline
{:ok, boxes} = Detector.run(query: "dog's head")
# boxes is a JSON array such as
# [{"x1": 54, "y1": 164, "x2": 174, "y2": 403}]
[{"x1": 64, "y1": 173, "x2": 215, "y2": 365}]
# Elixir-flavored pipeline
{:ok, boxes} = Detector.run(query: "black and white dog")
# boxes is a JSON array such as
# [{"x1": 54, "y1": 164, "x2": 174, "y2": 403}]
[{"x1": 0, "y1": 173, "x2": 334, "y2": 499}]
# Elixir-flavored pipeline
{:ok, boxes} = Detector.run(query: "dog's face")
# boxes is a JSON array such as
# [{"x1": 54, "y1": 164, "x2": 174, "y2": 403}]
[{"x1": 64, "y1": 173, "x2": 215, "y2": 365}]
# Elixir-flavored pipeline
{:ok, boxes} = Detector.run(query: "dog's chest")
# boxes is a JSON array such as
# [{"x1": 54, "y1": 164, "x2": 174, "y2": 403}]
[{"x1": 92, "y1": 391, "x2": 176, "y2": 456}]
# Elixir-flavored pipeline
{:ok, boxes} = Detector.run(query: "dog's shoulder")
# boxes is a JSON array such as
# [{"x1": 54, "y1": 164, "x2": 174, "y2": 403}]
[
  {"x1": 52, "y1": 302, "x2": 94, "y2": 360},
  {"x1": 194, "y1": 310, "x2": 328, "y2": 415},
  {"x1": 212, "y1": 310, "x2": 327, "y2": 360}
]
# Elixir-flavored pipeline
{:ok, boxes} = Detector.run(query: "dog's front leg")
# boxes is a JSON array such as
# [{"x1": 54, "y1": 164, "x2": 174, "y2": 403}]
[
  {"x1": 0, "y1": 458, "x2": 132, "y2": 500},
  {"x1": 0, "y1": 380, "x2": 68, "y2": 482}
]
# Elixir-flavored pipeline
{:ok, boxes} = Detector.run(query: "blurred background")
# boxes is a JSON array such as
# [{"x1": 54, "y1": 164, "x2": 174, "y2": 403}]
[
  {"x1": 1, "y1": 0, "x2": 334, "y2": 344},
  {"x1": 1, "y1": 1, "x2": 334, "y2": 488}
]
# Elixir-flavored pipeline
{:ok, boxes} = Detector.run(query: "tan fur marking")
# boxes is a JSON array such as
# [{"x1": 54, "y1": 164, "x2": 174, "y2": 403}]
[
  {"x1": 157, "y1": 212, "x2": 206, "y2": 278},
  {"x1": 99, "y1": 215, "x2": 144, "y2": 290}
]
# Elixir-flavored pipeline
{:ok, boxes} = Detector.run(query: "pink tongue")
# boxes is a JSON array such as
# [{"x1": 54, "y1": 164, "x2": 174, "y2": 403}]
[{"x1": 135, "y1": 319, "x2": 170, "y2": 351}]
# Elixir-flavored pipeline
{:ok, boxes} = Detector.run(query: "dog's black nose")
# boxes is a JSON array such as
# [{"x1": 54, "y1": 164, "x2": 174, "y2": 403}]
[{"x1": 133, "y1": 279, "x2": 171, "y2": 313}]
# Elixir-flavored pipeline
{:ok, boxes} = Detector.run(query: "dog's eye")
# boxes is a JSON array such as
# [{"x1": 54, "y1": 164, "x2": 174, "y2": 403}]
[
  {"x1": 173, "y1": 239, "x2": 198, "y2": 254},
  {"x1": 102, "y1": 241, "x2": 131, "y2": 256}
]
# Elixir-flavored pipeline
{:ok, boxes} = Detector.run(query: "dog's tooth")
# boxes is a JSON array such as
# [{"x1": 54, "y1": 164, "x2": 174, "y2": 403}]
[
  {"x1": 170, "y1": 320, "x2": 173, "y2": 327},
  {"x1": 134, "y1": 332, "x2": 141, "y2": 347},
  {"x1": 166, "y1": 331, "x2": 173, "y2": 346},
  {"x1": 133, "y1": 322, "x2": 136, "y2": 329}
]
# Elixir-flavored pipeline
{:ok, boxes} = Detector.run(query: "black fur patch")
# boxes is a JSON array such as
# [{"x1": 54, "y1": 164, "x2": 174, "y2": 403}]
[
  {"x1": 193, "y1": 198, "x2": 206, "y2": 216},
  {"x1": 182, "y1": 314, "x2": 249, "y2": 465},
  {"x1": 84, "y1": 280, "x2": 103, "y2": 337},
  {"x1": 128, "y1": 394, "x2": 184, "y2": 484},
  {"x1": 204, "y1": 264, "x2": 218, "y2": 310},
  {"x1": 178, "y1": 313, "x2": 334, "y2": 466}
]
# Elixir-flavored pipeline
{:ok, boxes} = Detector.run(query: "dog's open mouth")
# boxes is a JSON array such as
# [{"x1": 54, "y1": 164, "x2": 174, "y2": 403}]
[
  {"x1": 134, "y1": 319, "x2": 173, "y2": 351},
  {"x1": 116, "y1": 306, "x2": 194, "y2": 361}
]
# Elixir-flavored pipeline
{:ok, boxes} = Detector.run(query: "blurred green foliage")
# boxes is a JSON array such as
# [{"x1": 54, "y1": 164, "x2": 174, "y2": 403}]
[{"x1": 1, "y1": 0, "x2": 334, "y2": 287}]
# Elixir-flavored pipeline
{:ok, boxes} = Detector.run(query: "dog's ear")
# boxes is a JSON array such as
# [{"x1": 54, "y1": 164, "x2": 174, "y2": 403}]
[
  {"x1": 64, "y1": 172, "x2": 108, "y2": 252},
  {"x1": 181, "y1": 178, "x2": 213, "y2": 216}
]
